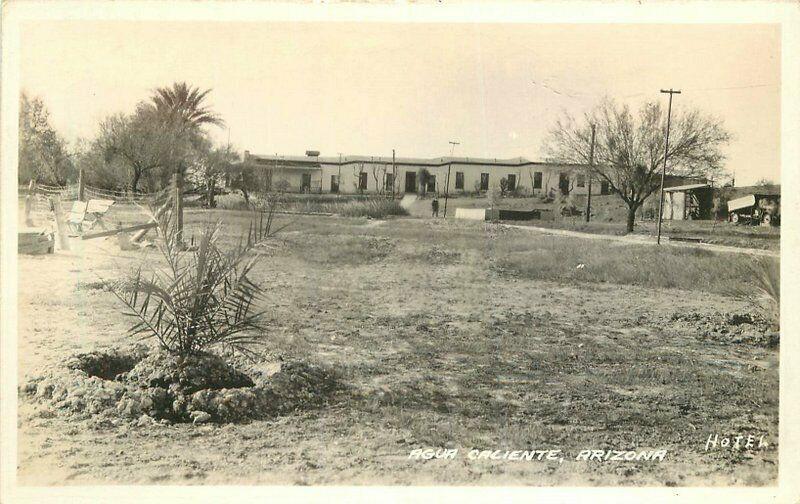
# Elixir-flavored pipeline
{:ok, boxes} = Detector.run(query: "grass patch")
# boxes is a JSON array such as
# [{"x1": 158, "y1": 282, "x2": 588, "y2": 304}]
[
  {"x1": 214, "y1": 193, "x2": 408, "y2": 218},
  {"x1": 494, "y1": 236, "x2": 778, "y2": 294}
]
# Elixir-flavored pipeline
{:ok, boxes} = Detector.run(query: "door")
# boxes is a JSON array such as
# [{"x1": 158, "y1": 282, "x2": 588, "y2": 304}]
[
  {"x1": 480, "y1": 173, "x2": 489, "y2": 191},
  {"x1": 330, "y1": 174, "x2": 339, "y2": 193},
  {"x1": 507, "y1": 174, "x2": 516, "y2": 191},
  {"x1": 301, "y1": 173, "x2": 311, "y2": 192},
  {"x1": 405, "y1": 171, "x2": 417, "y2": 193},
  {"x1": 558, "y1": 173, "x2": 570, "y2": 195},
  {"x1": 427, "y1": 175, "x2": 436, "y2": 194}
]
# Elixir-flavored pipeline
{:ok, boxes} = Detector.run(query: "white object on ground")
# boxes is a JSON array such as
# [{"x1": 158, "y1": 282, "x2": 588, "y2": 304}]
[
  {"x1": 454, "y1": 208, "x2": 487, "y2": 221},
  {"x1": 399, "y1": 194, "x2": 418, "y2": 210}
]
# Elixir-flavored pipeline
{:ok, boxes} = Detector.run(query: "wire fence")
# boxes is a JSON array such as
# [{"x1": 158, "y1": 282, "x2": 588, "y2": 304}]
[
  {"x1": 24, "y1": 181, "x2": 172, "y2": 229},
  {"x1": 83, "y1": 184, "x2": 170, "y2": 206}
]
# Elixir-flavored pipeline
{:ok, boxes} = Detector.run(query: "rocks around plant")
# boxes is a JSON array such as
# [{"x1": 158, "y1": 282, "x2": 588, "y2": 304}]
[{"x1": 21, "y1": 346, "x2": 342, "y2": 425}]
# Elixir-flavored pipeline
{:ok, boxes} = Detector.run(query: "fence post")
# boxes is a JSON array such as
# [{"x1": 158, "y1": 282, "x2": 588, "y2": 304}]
[
  {"x1": 50, "y1": 195, "x2": 70, "y2": 251},
  {"x1": 173, "y1": 171, "x2": 184, "y2": 246},
  {"x1": 77, "y1": 168, "x2": 85, "y2": 201},
  {"x1": 24, "y1": 179, "x2": 35, "y2": 226}
]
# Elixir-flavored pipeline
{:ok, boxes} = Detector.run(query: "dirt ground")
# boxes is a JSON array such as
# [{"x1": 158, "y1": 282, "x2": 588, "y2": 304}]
[{"x1": 16, "y1": 209, "x2": 778, "y2": 486}]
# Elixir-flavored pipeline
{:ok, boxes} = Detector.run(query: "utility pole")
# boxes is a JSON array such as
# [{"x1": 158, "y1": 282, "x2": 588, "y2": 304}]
[
  {"x1": 392, "y1": 149, "x2": 396, "y2": 198},
  {"x1": 656, "y1": 88, "x2": 681, "y2": 245},
  {"x1": 443, "y1": 140, "x2": 459, "y2": 218},
  {"x1": 585, "y1": 124, "x2": 595, "y2": 223},
  {"x1": 337, "y1": 152, "x2": 343, "y2": 194}
]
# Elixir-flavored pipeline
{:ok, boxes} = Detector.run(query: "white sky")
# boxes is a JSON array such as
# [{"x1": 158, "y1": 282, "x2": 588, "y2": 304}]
[{"x1": 20, "y1": 21, "x2": 780, "y2": 185}]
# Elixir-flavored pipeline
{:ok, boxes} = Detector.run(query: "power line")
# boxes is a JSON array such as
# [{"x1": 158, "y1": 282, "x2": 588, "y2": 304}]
[{"x1": 533, "y1": 80, "x2": 777, "y2": 101}]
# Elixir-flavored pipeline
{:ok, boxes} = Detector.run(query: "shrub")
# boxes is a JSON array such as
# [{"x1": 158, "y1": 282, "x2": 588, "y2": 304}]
[
  {"x1": 728, "y1": 257, "x2": 780, "y2": 329},
  {"x1": 337, "y1": 199, "x2": 408, "y2": 218},
  {"x1": 109, "y1": 205, "x2": 275, "y2": 357}
]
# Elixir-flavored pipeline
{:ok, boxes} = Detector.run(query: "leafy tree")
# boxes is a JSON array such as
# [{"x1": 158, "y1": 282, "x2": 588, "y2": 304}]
[
  {"x1": 418, "y1": 167, "x2": 432, "y2": 196},
  {"x1": 753, "y1": 178, "x2": 776, "y2": 187},
  {"x1": 187, "y1": 138, "x2": 240, "y2": 208},
  {"x1": 97, "y1": 104, "x2": 178, "y2": 192},
  {"x1": 228, "y1": 160, "x2": 269, "y2": 207},
  {"x1": 499, "y1": 177, "x2": 509, "y2": 197},
  {"x1": 72, "y1": 137, "x2": 129, "y2": 190},
  {"x1": 544, "y1": 98, "x2": 731, "y2": 232},
  {"x1": 18, "y1": 93, "x2": 73, "y2": 185}
]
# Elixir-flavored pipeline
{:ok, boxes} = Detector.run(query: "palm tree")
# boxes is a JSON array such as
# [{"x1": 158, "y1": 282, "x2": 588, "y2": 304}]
[{"x1": 150, "y1": 82, "x2": 225, "y2": 134}]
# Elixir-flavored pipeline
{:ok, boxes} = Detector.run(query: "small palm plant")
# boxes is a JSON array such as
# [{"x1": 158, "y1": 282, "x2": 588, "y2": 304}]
[
  {"x1": 729, "y1": 257, "x2": 780, "y2": 330},
  {"x1": 111, "y1": 206, "x2": 275, "y2": 358},
  {"x1": 749, "y1": 257, "x2": 780, "y2": 329}
]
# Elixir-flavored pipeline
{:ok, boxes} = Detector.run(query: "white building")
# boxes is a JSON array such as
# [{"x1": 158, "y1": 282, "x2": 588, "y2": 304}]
[{"x1": 241, "y1": 151, "x2": 606, "y2": 197}]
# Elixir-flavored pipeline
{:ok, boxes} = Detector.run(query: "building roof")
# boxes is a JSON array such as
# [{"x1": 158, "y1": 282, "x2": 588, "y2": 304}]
[
  {"x1": 663, "y1": 183, "x2": 712, "y2": 192},
  {"x1": 244, "y1": 152, "x2": 587, "y2": 169},
  {"x1": 720, "y1": 184, "x2": 781, "y2": 197}
]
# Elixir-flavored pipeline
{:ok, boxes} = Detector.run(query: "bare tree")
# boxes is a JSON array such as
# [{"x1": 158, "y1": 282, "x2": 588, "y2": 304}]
[
  {"x1": 371, "y1": 163, "x2": 388, "y2": 195},
  {"x1": 544, "y1": 98, "x2": 731, "y2": 232}
]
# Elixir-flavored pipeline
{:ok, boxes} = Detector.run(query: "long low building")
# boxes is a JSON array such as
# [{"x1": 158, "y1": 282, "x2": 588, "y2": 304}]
[{"x1": 241, "y1": 151, "x2": 607, "y2": 197}]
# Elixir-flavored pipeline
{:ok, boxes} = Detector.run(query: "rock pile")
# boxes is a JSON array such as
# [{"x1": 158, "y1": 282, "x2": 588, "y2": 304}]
[
  {"x1": 669, "y1": 310, "x2": 778, "y2": 348},
  {"x1": 21, "y1": 347, "x2": 341, "y2": 424}
]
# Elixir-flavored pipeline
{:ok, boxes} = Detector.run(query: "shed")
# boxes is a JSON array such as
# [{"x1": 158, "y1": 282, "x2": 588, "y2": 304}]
[{"x1": 662, "y1": 183, "x2": 713, "y2": 220}]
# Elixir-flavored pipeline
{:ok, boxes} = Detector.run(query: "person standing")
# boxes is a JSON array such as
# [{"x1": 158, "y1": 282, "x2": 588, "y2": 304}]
[{"x1": 431, "y1": 196, "x2": 440, "y2": 217}]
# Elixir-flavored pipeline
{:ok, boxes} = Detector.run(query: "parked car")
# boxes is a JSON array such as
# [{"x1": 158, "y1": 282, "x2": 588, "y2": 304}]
[{"x1": 727, "y1": 194, "x2": 780, "y2": 226}]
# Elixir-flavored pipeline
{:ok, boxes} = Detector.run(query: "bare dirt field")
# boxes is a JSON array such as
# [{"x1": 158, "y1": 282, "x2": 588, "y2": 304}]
[{"x1": 17, "y1": 208, "x2": 779, "y2": 486}]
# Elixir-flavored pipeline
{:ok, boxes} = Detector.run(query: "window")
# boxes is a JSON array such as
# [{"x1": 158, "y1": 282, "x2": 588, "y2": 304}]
[
  {"x1": 385, "y1": 173, "x2": 394, "y2": 192},
  {"x1": 480, "y1": 173, "x2": 490, "y2": 191},
  {"x1": 577, "y1": 174, "x2": 586, "y2": 188},
  {"x1": 359, "y1": 172, "x2": 368, "y2": 191},
  {"x1": 405, "y1": 171, "x2": 417, "y2": 193},
  {"x1": 330, "y1": 174, "x2": 339, "y2": 193},
  {"x1": 600, "y1": 181, "x2": 610, "y2": 195},
  {"x1": 533, "y1": 172, "x2": 542, "y2": 189},
  {"x1": 507, "y1": 174, "x2": 517, "y2": 191},
  {"x1": 455, "y1": 171, "x2": 464, "y2": 190}
]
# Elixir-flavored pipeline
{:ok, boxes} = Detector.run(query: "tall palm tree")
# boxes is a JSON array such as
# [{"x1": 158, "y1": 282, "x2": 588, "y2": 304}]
[
  {"x1": 150, "y1": 82, "x2": 225, "y2": 134},
  {"x1": 148, "y1": 83, "x2": 225, "y2": 239}
]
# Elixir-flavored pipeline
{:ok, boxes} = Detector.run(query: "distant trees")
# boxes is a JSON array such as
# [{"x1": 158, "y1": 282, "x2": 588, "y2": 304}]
[
  {"x1": 21, "y1": 83, "x2": 239, "y2": 203},
  {"x1": 544, "y1": 98, "x2": 731, "y2": 232},
  {"x1": 76, "y1": 82, "x2": 227, "y2": 193},
  {"x1": 18, "y1": 93, "x2": 73, "y2": 185}
]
